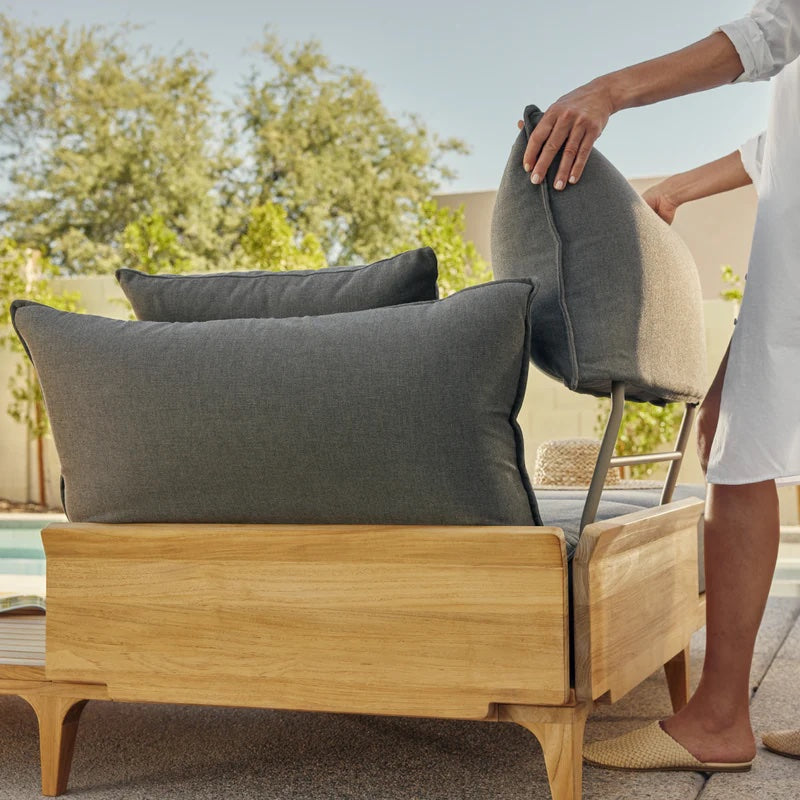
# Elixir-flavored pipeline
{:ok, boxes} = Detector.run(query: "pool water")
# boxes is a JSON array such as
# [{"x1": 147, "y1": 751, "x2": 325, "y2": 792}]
[{"x1": 0, "y1": 519, "x2": 51, "y2": 576}]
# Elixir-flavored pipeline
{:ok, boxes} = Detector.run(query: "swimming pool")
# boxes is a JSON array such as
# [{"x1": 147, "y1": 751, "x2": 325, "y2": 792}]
[{"x1": 0, "y1": 516, "x2": 65, "y2": 576}]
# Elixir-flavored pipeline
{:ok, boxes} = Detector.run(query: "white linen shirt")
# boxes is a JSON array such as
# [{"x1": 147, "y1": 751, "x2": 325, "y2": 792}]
[
  {"x1": 738, "y1": 129, "x2": 767, "y2": 187},
  {"x1": 712, "y1": 1, "x2": 800, "y2": 185},
  {"x1": 703, "y1": 0, "x2": 800, "y2": 485},
  {"x1": 713, "y1": 0, "x2": 800, "y2": 82}
]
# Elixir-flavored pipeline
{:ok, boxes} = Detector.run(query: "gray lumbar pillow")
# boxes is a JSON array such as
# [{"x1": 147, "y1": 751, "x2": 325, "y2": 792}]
[
  {"x1": 11, "y1": 278, "x2": 542, "y2": 526},
  {"x1": 117, "y1": 247, "x2": 438, "y2": 322},
  {"x1": 491, "y1": 104, "x2": 708, "y2": 404}
]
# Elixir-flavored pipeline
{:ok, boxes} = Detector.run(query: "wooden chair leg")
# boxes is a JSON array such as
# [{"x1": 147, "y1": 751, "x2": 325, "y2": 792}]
[
  {"x1": 499, "y1": 700, "x2": 590, "y2": 800},
  {"x1": 21, "y1": 694, "x2": 88, "y2": 797},
  {"x1": 664, "y1": 645, "x2": 691, "y2": 712}
]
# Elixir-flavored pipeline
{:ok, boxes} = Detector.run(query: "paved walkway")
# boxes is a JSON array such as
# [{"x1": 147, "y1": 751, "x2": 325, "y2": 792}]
[
  {"x1": 1, "y1": 599, "x2": 799, "y2": 799},
  {"x1": 586, "y1": 597, "x2": 800, "y2": 799}
]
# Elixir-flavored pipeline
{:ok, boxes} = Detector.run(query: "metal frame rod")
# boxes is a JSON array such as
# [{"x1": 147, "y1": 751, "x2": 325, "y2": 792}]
[
  {"x1": 659, "y1": 402, "x2": 698, "y2": 505},
  {"x1": 578, "y1": 381, "x2": 700, "y2": 534},
  {"x1": 611, "y1": 452, "x2": 682, "y2": 466},
  {"x1": 580, "y1": 381, "x2": 626, "y2": 535}
]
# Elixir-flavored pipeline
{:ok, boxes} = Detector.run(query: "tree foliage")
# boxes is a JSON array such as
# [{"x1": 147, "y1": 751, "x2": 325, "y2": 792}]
[
  {"x1": 0, "y1": 14, "x2": 480, "y2": 282},
  {"x1": 121, "y1": 213, "x2": 194, "y2": 275},
  {"x1": 720, "y1": 263, "x2": 744, "y2": 304},
  {"x1": 237, "y1": 35, "x2": 468, "y2": 264},
  {"x1": 0, "y1": 241, "x2": 81, "y2": 438},
  {"x1": 234, "y1": 203, "x2": 326, "y2": 271},
  {"x1": 0, "y1": 14, "x2": 234, "y2": 274},
  {"x1": 409, "y1": 200, "x2": 490, "y2": 297}
]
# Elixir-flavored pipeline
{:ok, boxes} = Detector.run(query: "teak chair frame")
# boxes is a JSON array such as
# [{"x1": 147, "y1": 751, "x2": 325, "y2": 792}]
[{"x1": 0, "y1": 382, "x2": 705, "y2": 800}]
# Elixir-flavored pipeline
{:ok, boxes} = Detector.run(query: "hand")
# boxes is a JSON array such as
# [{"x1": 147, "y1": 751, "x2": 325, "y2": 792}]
[
  {"x1": 519, "y1": 80, "x2": 615, "y2": 189},
  {"x1": 641, "y1": 182, "x2": 680, "y2": 225}
]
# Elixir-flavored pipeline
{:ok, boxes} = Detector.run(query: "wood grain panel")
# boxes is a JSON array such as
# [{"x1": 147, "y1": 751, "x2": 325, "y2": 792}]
[
  {"x1": 0, "y1": 679, "x2": 109, "y2": 700},
  {"x1": 43, "y1": 523, "x2": 569, "y2": 717},
  {"x1": 572, "y1": 498, "x2": 705, "y2": 703}
]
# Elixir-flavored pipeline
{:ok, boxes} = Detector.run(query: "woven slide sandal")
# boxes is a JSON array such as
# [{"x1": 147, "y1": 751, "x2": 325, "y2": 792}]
[
  {"x1": 762, "y1": 730, "x2": 800, "y2": 760},
  {"x1": 583, "y1": 721, "x2": 754, "y2": 773}
]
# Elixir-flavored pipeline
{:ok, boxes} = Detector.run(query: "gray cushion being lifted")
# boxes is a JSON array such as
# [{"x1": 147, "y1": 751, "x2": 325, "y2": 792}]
[{"x1": 491, "y1": 104, "x2": 708, "y2": 405}]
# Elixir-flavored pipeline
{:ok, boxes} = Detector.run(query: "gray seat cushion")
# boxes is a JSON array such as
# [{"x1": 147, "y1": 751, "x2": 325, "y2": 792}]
[
  {"x1": 491, "y1": 104, "x2": 708, "y2": 405},
  {"x1": 11, "y1": 279, "x2": 541, "y2": 527},
  {"x1": 117, "y1": 248, "x2": 438, "y2": 322},
  {"x1": 537, "y1": 483, "x2": 707, "y2": 591}
]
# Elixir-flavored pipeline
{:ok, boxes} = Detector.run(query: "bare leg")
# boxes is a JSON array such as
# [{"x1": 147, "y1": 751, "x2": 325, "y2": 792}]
[{"x1": 660, "y1": 339, "x2": 780, "y2": 762}]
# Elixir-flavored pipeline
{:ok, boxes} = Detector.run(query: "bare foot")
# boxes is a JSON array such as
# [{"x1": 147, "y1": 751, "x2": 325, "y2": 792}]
[{"x1": 661, "y1": 703, "x2": 756, "y2": 763}]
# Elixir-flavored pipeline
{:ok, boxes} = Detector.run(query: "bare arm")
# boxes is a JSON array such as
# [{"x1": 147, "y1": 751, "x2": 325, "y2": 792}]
[
  {"x1": 663, "y1": 150, "x2": 753, "y2": 204},
  {"x1": 523, "y1": 32, "x2": 746, "y2": 190},
  {"x1": 606, "y1": 31, "x2": 746, "y2": 112},
  {"x1": 643, "y1": 149, "x2": 753, "y2": 225}
]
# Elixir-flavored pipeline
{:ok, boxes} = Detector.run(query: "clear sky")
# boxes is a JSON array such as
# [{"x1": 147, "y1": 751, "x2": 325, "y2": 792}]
[{"x1": 3, "y1": 0, "x2": 771, "y2": 193}]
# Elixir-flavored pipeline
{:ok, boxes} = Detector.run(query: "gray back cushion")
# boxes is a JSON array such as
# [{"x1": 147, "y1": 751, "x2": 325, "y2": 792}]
[
  {"x1": 11, "y1": 279, "x2": 542, "y2": 526},
  {"x1": 491, "y1": 104, "x2": 708, "y2": 404},
  {"x1": 117, "y1": 248, "x2": 438, "y2": 321}
]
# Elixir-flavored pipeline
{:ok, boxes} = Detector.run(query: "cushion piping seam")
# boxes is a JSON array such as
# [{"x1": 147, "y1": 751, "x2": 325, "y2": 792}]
[
  {"x1": 539, "y1": 180, "x2": 580, "y2": 390},
  {"x1": 510, "y1": 283, "x2": 543, "y2": 526}
]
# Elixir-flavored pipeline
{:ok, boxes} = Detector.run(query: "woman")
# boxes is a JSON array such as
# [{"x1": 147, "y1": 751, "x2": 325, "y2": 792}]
[{"x1": 519, "y1": 1, "x2": 800, "y2": 771}]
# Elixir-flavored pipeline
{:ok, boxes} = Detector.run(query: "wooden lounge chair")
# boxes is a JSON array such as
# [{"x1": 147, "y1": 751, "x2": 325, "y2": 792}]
[
  {"x1": 2, "y1": 109, "x2": 712, "y2": 797},
  {"x1": 0, "y1": 384, "x2": 706, "y2": 800}
]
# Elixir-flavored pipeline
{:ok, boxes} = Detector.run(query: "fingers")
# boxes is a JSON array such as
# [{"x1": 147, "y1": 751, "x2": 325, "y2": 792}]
[
  {"x1": 527, "y1": 115, "x2": 573, "y2": 186},
  {"x1": 519, "y1": 91, "x2": 611, "y2": 188},
  {"x1": 523, "y1": 113, "x2": 599, "y2": 189},
  {"x1": 568, "y1": 136, "x2": 595, "y2": 185},
  {"x1": 517, "y1": 119, "x2": 524, "y2": 130},
  {"x1": 552, "y1": 125, "x2": 586, "y2": 190},
  {"x1": 522, "y1": 116, "x2": 555, "y2": 179}
]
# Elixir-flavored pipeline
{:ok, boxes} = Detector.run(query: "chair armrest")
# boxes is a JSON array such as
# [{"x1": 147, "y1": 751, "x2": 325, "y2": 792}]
[{"x1": 572, "y1": 497, "x2": 705, "y2": 703}]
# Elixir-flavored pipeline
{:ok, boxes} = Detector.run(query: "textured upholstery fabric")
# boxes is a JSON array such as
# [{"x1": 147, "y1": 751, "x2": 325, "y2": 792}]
[
  {"x1": 117, "y1": 248, "x2": 438, "y2": 322},
  {"x1": 491, "y1": 104, "x2": 708, "y2": 405},
  {"x1": 537, "y1": 494, "x2": 651, "y2": 557},
  {"x1": 11, "y1": 279, "x2": 541, "y2": 527},
  {"x1": 536, "y1": 483, "x2": 707, "y2": 591}
]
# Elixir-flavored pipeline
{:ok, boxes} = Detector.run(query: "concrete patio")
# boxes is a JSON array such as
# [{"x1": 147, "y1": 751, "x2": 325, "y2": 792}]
[{"x1": 1, "y1": 595, "x2": 798, "y2": 800}]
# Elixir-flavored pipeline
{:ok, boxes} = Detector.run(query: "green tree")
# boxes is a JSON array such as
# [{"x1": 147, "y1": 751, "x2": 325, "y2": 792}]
[
  {"x1": 234, "y1": 203, "x2": 326, "y2": 271},
  {"x1": 1, "y1": 15, "x2": 473, "y2": 276},
  {"x1": 237, "y1": 33, "x2": 468, "y2": 264},
  {"x1": 121, "y1": 213, "x2": 194, "y2": 274},
  {"x1": 407, "y1": 200, "x2": 491, "y2": 296},
  {"x1": 0, "y1": 15, "x2": 235, "y2": 274},
  {"x1": 0, "y1": 240, "x2": 81, "y2": 505}
]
